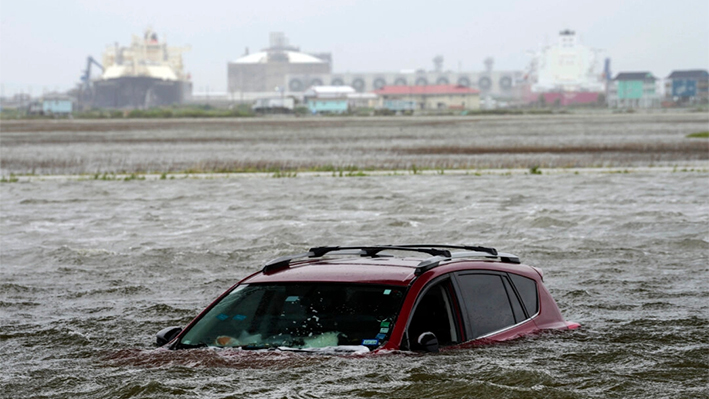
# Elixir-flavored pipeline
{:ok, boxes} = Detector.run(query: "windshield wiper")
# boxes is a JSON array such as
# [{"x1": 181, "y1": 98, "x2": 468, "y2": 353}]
[{"x1": 240, "y1": 343, "x2": 282, "y2": 350}]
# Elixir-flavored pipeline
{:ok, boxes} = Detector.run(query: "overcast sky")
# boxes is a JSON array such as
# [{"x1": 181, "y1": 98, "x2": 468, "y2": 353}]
[{"x1": 1, "y1": 0, "x2": 708, "y2": 96}]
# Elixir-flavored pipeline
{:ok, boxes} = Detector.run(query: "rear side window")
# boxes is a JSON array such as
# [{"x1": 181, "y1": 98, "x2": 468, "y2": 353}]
[
  {"x1": 509, "y1": 274, "x2": 539, "y2": 316},
  {"x1": 456, "y1": 273, "x2": 516, "y2": 339}
]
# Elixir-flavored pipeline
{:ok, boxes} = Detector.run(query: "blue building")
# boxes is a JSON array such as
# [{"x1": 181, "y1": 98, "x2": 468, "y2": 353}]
[
  {"x1": 42, "y1": 94, "x2": 73, "y2": 115},
  {"x1": 382, "y1": 99, "x2": 416, "y2": 112},
  {"x1": 307, "y1": 98, "x2": 349, "y2": 114},
  {"x1": 665, "y1": 70, "x2": 709, "y2": 105},
  {"x1": 303, "y1": 86, "x2": 353, "y2": 114}
]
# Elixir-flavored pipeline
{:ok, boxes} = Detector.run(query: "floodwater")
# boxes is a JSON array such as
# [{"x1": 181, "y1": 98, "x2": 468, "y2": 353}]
[{"x1": 1, "y1": 115, "x2": 708, "y2": 398}]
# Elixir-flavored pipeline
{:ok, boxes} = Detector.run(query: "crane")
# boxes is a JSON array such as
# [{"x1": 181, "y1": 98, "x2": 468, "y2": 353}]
[{"x1": 78, "y1": 56, "x2": 104, "y2": 109}]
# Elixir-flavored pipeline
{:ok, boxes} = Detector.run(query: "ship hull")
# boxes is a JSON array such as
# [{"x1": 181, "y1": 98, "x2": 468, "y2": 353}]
[
  {"x1": 524, "y1": 89, "x2": 601, "y2": 106},
  {"x1": 92, "y1": 77, "x2": 192, "y2": 108}
]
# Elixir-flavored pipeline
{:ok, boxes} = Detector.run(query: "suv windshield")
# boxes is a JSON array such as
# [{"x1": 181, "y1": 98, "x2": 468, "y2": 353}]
[{"x1": 178, "y1": 283, "x2": 405, "y2": 350}]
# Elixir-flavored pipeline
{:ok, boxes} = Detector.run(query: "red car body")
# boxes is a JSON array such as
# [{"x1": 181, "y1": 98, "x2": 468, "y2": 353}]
[{"x1": 159, "y1": 246, "x2": 579, "y2": 352}]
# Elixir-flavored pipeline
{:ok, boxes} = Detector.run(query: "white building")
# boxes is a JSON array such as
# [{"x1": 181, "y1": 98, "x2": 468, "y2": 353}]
[{"x1": 227, "y1": 33, "x2": 331, "y2": 95}]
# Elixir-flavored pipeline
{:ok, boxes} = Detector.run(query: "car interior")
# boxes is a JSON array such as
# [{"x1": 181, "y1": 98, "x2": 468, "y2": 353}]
[{"x1": 406, "y1": 281, "x2": 460, "y2": 350}]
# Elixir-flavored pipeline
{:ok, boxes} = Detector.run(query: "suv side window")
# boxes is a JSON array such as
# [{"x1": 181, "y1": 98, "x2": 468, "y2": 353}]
[
  {"x1": 455, "y1": 273, "x2": 516, "y2": 339},
  {"x1": 509, "y1": 273, "x2": 539, "y2": 316}
]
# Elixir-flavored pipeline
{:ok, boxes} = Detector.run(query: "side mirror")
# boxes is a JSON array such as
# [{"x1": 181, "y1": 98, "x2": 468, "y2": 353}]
[
  {"x1": 417, "y1": 331, "x2": 439, "y2": 353},
  {"x1": 155, "y1": 326, "x2": 182, "y2": 347}
]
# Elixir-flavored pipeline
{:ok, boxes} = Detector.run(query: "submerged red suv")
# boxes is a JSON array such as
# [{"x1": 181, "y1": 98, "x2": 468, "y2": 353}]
[{"x1": 156, "y1": 245, "x2": 579, "y2": 353}]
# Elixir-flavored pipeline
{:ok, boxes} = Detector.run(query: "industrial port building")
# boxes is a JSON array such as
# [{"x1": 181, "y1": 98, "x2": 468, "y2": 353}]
[
  {"x1": 227, "y1": 33, "x2": 332, "y2": 94},
  {"x1": 228, "y1": 33, "x2": 523, "y2": 101},
  {"x1": 285, "y1": 68, "x2": 522, "y2": 100}
]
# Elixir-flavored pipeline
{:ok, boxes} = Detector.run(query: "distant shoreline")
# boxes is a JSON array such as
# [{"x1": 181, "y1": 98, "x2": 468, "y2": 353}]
[
  {"x1": 2, "y1": 110, "x2": 707, "y2": 133},
  {"x1": 3, "y1": 165, "x2": 708, "y2": 183}
]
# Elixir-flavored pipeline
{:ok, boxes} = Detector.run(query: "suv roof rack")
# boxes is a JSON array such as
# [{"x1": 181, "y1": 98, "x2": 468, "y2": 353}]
[{"x1": 261, "y1": 244, "x2": 504, "y2": 274}]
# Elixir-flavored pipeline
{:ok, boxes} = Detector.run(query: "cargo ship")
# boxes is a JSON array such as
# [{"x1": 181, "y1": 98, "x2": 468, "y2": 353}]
[
  {"x1": 523, "y1": 30, "x2": 607, "y2": 105},
  {"x1": 92, "y1": 29, "x2": 191, "y2": 108}
]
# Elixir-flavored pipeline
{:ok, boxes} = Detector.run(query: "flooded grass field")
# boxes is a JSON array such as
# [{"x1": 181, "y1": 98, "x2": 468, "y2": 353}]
[
  {"x1": 1, "y1": 113, "x2": 708, "y2": 175},
  {"x1": 1, "y1": 113, "x2": 708, "y2": 398}
]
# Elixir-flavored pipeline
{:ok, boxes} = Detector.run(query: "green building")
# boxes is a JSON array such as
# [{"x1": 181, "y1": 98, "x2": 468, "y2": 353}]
[
  {"x1": 608, "y1": 72, "x2": 660, "y2": 108},
  {"x1": 303, "y1": 86, "x2": 354, "y2": 114}
]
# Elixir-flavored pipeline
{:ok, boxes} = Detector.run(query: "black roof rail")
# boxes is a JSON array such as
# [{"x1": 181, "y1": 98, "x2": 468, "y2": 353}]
[
  {"x1": 414, "y1": 250, "x2": 521, "y2": 275},
  {"x1": 262, "y1": 245, "x2": 456, "y2": 274},
  {"x1": 385, "y1": 244, "x2": 498, "y2": 256}
]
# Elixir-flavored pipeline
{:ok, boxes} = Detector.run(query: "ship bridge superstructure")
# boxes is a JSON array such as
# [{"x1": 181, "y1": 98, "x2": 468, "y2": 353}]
[
  {"x1": 527, "y1": 30, "x2": 605, "y2": 93},
  {"x1": 101, "y1": 29, "x2": 190, "y2": 81}
]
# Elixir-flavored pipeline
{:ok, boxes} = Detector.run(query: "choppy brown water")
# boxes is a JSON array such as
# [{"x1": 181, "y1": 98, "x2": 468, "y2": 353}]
[
  {"x1": 1, "y1": 114, "x2": 708, "y2": 398},
  {"x1": 2, "y1": 171, "x2": 707, "y2": 398}
]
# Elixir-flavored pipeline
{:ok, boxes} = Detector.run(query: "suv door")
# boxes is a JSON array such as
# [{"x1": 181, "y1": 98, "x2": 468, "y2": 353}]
[{"x1": 404, "y1": 277, "x2": 464, "y2": 350}]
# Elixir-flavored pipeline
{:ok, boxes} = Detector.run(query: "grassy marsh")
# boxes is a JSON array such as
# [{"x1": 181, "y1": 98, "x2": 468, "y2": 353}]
[
  {"x1": 2, "y1": 114, "x2": 707, "y2": 177},
  {"x1": 687, "y1": 131, "x2": 709, "y2": 138}
]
